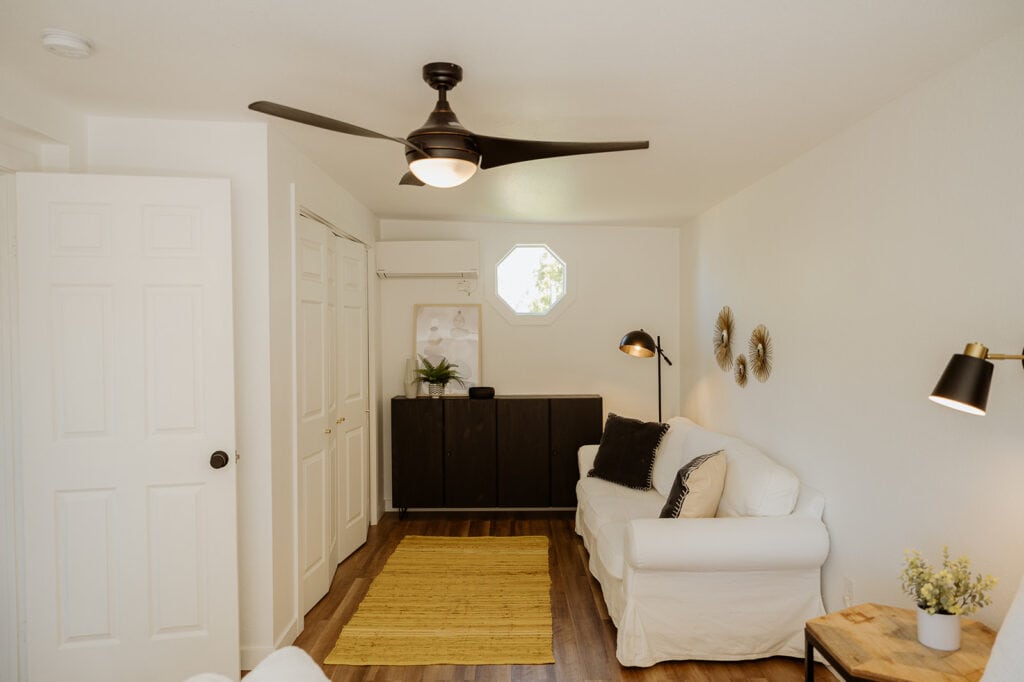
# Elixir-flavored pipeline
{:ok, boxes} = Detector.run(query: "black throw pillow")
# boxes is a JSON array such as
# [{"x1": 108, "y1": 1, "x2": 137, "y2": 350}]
[{"x1": 587, "y1": 413, "x2": 669, "y2": 490}]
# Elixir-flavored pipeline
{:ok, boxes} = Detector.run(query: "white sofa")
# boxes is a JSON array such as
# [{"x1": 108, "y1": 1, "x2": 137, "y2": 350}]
[
  {"x1": 575, "y1": 416, "x2": 829, "y2": 667},
  {"x1": 184, "y1": 646, "x2": 328, "y2": 682}
]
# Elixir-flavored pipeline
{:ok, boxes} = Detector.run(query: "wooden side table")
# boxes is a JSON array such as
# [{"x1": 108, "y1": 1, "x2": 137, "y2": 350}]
[{"x1": 805, "y1": 603, "x2": 996, "y2": 682}]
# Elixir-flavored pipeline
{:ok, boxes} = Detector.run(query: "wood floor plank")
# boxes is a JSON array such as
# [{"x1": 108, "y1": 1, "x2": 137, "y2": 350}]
[{"x1": 290, "y1": 511, "x2": 833, "y2": 681}]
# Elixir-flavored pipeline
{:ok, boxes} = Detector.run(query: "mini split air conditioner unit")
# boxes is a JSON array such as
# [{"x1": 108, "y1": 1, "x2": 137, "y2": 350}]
[{"x1": 375, "y1": 240, "x2": 479, "y2": 279}]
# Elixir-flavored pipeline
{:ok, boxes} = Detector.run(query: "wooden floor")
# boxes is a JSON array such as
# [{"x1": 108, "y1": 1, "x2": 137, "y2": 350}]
[{"x1": 293, "y1": 511, "x2": 832, "y2": 681}]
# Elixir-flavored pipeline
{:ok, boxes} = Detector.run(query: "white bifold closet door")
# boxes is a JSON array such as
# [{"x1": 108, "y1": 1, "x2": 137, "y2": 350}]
[{"x1": 296, "y1": 216, "x2": 369, "y2": 616}]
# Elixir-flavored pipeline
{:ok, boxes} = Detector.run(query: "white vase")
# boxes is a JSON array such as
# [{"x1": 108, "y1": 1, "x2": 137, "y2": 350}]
[
  {"x1": 916, "y1": 607, "x2": 961, "y2": 651},
  {"x1": 403, "y1": 357, "x2": 418, "y2": 398}
]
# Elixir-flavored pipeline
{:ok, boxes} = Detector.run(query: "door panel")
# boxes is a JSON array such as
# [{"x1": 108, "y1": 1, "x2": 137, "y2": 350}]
[
  {"x1": 335, "y1": 236, "x2": 369, "y2": 561},
  {"x1": 296, "y1": 216, "x2": 331, "y2": 613},
  {"x1": 550, "y1": 397, "x2": 604, "y2": 507},
  {"x1": 445, "y1": 400, "x2": 497, "y2": 507},
  {"x1": 390, "y1": 398, "x2": 444, "y2": 508},
  {"x1": 17, "y1": 173, "x2": 238, "y2": 680},
  {"x1": 497, "y1": 399, "x2": 550, "y2": 506}
]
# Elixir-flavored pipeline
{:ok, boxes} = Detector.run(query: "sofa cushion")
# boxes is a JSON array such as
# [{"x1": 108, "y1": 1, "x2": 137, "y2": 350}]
[
  {"x1": 588, "y1": 413, "x2": 669, "y2": 490},
  {"x1": 581, "y1": 491, "x2": 665, "y2": 536},
  {"x1": 659, "y1": 450, "x2": 727, "y2": 518},
  {"x1": 651, "y1": 417, "x2": 700, "y2": 496},
  {"x1": 678, "y1": 427, "x2": 799, "y2": 517}
]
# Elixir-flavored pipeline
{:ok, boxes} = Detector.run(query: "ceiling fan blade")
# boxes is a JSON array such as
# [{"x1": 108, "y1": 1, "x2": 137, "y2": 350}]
[
  {"x1": 399, "y1": 171, "x2": 425, "y2": 186},
  {"x1": 248, "y1": 101, "x2": 426, "y2": 156},
  {"x1": 474, "y1": 135, "x2": 649, "y2": 170}
]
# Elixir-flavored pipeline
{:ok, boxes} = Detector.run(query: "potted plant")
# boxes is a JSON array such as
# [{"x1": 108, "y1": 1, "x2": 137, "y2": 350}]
[
  {"x1": 414, "y1": 355, "x2": 466, "y2": 398},
  {"x1": 900, "y1": 546, "x2": 996, "y2": 651}
]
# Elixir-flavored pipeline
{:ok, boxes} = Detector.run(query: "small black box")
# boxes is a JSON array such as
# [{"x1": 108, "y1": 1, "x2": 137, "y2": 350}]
[{"x1": 468, "y1": 386, "x2": 495, "y2": 399}]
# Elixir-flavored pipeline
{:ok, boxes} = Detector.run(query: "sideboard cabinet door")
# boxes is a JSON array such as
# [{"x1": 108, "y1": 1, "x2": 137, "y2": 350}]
[
  {"x1": 550, "y1": 397, "x2": 604, "y2": 507},
  {"x1": 497, "y1": 398, "x2": 551, "y2": 506},
  {"x1": 444, "y1": 399, "x2": 497, "y2": 507},
  {"x1": 391, "y1": 398, "x2": 443, "y2": 508}
]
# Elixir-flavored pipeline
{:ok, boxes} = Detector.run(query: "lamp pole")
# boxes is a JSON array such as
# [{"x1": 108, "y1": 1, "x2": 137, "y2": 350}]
[{"x1": 655, "y1": 335, "x2": 673, "y2": 422}]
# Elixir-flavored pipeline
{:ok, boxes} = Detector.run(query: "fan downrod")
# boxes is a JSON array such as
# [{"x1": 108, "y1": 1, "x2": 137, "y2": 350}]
[{"x1": 422, "y1": 62, "x2": 463, "y2": 91}]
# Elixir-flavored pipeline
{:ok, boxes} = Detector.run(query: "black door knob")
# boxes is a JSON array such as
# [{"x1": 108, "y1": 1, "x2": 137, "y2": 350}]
[{"x1": 210, "y1": 450, "x2": 230, "y2": 469}]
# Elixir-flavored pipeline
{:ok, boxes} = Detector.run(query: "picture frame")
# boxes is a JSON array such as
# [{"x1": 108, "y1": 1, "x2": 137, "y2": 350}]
[{"x1": 413, "y1": 304, "x2": 482, "y2": 396}]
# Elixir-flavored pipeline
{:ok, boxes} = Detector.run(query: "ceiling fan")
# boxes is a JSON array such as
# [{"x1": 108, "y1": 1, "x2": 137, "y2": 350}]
[{"x1": 249, "y1": 62, "x2": 649, "y2": 188}]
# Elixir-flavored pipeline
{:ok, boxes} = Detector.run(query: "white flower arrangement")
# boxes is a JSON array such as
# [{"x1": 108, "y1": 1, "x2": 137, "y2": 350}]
[{"x1": 900, "y1": 546, "x2": 996, "y2": 616}]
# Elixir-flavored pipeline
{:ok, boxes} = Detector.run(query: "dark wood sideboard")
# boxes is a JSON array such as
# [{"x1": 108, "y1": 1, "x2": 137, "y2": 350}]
[{"x1": 391, "y1": 395, "x2": 603, "y2": 512}]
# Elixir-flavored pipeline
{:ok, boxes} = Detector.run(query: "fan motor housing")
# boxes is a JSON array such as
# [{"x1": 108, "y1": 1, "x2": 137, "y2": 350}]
[{"x1": 405, "y1": 103, "x2": 480, "y2": 165}]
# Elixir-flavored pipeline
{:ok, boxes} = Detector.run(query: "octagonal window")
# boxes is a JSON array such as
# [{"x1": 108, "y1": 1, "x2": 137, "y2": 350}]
[{"x1": 496, "y1": 244, "x2": 566, "y2": 315}]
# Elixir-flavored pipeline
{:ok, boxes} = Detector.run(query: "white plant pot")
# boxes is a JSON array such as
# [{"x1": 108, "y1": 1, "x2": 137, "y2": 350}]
[
  {"x1": 916, "y1": 607, "x2": 961, "y2": 651},
  {"x1": 427, "y1": 382, "x2": 445, "y2": 398}
]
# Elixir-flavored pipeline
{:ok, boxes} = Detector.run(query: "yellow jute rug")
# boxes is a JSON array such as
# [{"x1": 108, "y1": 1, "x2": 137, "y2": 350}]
[{"x1": 324, "y1": 535, "x2": 554, "y2": 666}]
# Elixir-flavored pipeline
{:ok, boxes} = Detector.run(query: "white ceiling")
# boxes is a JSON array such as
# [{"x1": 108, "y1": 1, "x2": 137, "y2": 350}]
[{"x1": 3, "y1": 1, "x2": 1023, "y2": 226}]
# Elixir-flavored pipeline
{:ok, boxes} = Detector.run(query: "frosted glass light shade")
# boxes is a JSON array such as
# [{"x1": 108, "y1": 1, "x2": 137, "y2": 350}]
[{"x1": 409, "y1": 157, "x2": 478, "y2": 188}]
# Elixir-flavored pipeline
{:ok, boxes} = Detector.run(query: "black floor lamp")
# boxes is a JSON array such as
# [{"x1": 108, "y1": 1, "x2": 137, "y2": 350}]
[{"x1": 619, "y1": 329, "x2": 672, "y2": 422}]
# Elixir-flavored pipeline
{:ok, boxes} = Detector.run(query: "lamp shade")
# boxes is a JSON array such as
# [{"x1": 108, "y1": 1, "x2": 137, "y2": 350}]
[
  {"x1": 929, "y1": 353, "x2": 994, "y2": 416},
  {"x1": 619, "y1": 329, "x2": 656, "y2": 358}
]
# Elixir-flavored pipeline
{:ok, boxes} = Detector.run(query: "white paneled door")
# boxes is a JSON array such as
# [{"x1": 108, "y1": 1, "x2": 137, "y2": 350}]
[
  {"x1": 16, "y1": 173, "x2": 239, "y2": 681},
  {"x1": 334, "y1": 236, "x2": 369, "y2": 563},
  {"x1": 296, "y1": 216, "x2": 333, "y2": 614}
]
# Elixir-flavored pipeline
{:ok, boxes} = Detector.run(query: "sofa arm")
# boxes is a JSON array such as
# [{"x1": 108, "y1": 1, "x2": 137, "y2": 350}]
[
  {"x1": 578, "y1": 444, "x2": 599, "y2": 475},
  {"x1": 625, "y1": 516, "x2": 829, "y2": 572}
]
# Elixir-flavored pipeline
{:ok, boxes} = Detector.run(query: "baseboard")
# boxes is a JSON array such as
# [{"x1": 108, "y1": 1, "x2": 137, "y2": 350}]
[
  {"x1": 240, "y1": 645, "x2": 275, "y2": 672},
  {"x1": 274, "y1": 615, "x2": 300, "y2": 649},
  {"x1": 242, "y1": 615, "x2": 300, "y2": 671}
]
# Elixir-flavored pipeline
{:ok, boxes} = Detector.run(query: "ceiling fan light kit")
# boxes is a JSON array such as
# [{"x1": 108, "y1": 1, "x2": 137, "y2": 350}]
[{"x1": 250, "y1": 62, "x2": 649, "y2": 188}]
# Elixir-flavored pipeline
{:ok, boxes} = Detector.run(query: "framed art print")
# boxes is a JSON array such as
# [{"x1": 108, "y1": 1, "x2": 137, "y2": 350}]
[{"x1": 413, "y1": 304, "x2": 481, "y2": 395}]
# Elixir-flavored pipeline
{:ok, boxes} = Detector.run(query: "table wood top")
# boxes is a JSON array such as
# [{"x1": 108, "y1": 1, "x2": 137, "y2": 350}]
[{"x1": 806, "y1": 603, "x2": 996, "y2": 682}]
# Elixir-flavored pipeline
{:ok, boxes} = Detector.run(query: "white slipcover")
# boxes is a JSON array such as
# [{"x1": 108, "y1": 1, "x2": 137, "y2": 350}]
[
  {"x1": 183, "y1": 646, "x2": 329, "y2": 682},
  {"x1": 981, "y1": 576, "x2": 1024, "y2": 681},
  {"x1": 575, "y1": 419, "x2": 829, "y2": 667}
]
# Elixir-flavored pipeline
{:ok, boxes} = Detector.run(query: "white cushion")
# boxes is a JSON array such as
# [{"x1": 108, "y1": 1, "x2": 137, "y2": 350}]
[
  {"x1": 651, "y1": 417, "x2": 700, "y2": 496},
  {"x1": 676, "y1": 426, "x2": 798, "y2": 517},
  {"x1": 583, "y1": 493, "x2": 665, "y2": 532},
  {"x1": 717, "y1": 437, "x2": 799, "y2": 517},
  {"x1": 982, "y1": 576, "x2": 1024, "y2": 681}
]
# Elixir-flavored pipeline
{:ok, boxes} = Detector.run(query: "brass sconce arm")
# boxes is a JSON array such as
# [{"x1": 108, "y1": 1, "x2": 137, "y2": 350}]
[{"x1": 962, "y1": 342, "x2": 1024, "y2": 367}]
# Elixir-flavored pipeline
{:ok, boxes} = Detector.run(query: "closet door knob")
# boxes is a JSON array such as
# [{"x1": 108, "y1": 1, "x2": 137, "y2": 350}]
[{"x1": 210, "y1": 451, "x2": 230, "y2": 469}]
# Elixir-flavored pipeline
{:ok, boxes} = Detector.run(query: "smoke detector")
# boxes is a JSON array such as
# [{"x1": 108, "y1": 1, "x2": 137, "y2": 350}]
[{"x1": 41, "y1": 29, "x2": 93, "y2": 59}]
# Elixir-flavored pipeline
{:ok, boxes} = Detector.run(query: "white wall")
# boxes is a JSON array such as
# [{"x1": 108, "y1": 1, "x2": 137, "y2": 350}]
[
  {"x1": 86, "y1": 116, "x2": 277, "y2": 666},
  {"x1": 0, "y1": 69, "x2": 87, "y2": 171},
  {"x1": 680, "y1": 28, "x2": 1024, "y2": 627},
  {"x1": 265, "y1": 128, "x2": 377, "y2": 649},
  {"x1": 378, "y1": 219, "x2": 679, "y2": 509}
]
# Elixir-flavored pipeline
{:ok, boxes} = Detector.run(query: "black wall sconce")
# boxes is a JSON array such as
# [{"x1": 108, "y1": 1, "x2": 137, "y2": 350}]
[
  {"x1": 619, "y1": 329, "x2": 672, "y2": 422},
  {"x1": 929, "y1": 342, "x2": 1024, "y2": 415}
]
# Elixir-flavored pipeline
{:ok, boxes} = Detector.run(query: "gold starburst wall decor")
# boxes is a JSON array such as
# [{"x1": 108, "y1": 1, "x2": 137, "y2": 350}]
[
  {"x1": 713, "y1": 306, "x2": 734, "y2": 371},
  {"x1": 734, "y1": 354, "x2": 748, "y2": 387},
  {"x1": 748, "y1": 324, "x2": 773, "y2": 382}
]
